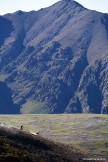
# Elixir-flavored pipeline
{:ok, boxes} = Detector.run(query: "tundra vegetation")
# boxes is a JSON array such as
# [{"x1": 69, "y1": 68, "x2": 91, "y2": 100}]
[{"x1": 0, "y1": 114, "x2": 108, "y2": 159}]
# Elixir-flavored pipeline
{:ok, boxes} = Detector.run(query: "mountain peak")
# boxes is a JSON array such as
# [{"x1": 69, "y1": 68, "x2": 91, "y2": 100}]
[
  {"x1": 62, "y1": 0, "x2": 74, "y2": 4},
  {"x1": 62, "y1": 0, "x2": 74, "y2": 2},
  {"x1": 15, "y1": 10, "x2": 25, "y2": 15},
  {"x1": 61, "y1": 0, "x2": 84, "y2": 9}
]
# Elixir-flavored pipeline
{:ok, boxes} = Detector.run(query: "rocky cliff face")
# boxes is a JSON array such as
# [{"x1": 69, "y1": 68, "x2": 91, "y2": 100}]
[{"x1": 0, "y1": 0, "x2": 108, "y2": 114}]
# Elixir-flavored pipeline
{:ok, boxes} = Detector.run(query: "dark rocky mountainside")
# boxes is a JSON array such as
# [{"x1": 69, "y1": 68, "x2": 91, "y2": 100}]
[
  {"x1": 0, "y1": 82, "x2": 20, "y2": 114},
  {"x1": 0, "y1": 0, "x2": 108, "y2": 114}
]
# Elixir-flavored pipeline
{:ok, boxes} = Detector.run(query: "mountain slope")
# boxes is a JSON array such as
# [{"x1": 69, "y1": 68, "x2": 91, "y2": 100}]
[
  {"x1": 0, "y1": 0, "x2": 108, "y2": 114},
  {"x1": 0, "y1": 81, "x2": 20, "y2": 114},
  {"x1": 0, "y1": 126, "x2": 86, "y2": 162}
]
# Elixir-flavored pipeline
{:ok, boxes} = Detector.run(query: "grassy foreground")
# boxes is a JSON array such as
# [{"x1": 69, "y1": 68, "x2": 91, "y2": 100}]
[
  {"x1": 0, "y1": 126, "x2": 86, "y2": 162},
  {"x1": 0, "y1": 114, "x2": 108, "y2": 160}
]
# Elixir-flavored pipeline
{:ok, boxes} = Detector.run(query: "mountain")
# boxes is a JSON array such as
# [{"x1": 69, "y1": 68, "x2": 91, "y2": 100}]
[
  {"x1": 0, "y1": 126, "x2": 86, "y2": 162},
  {"x1": 0, "y1": 0, "x2": 108, "y2": 114}
]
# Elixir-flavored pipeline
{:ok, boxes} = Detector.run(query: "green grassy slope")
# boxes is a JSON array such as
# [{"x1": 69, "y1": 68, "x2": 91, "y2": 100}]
[
  {"x1": 0, "y1": 114, "x2": 108, "y2": 160},
  {"x1": 0, "y1": 126, "x2": 86, "y2": 162}
]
